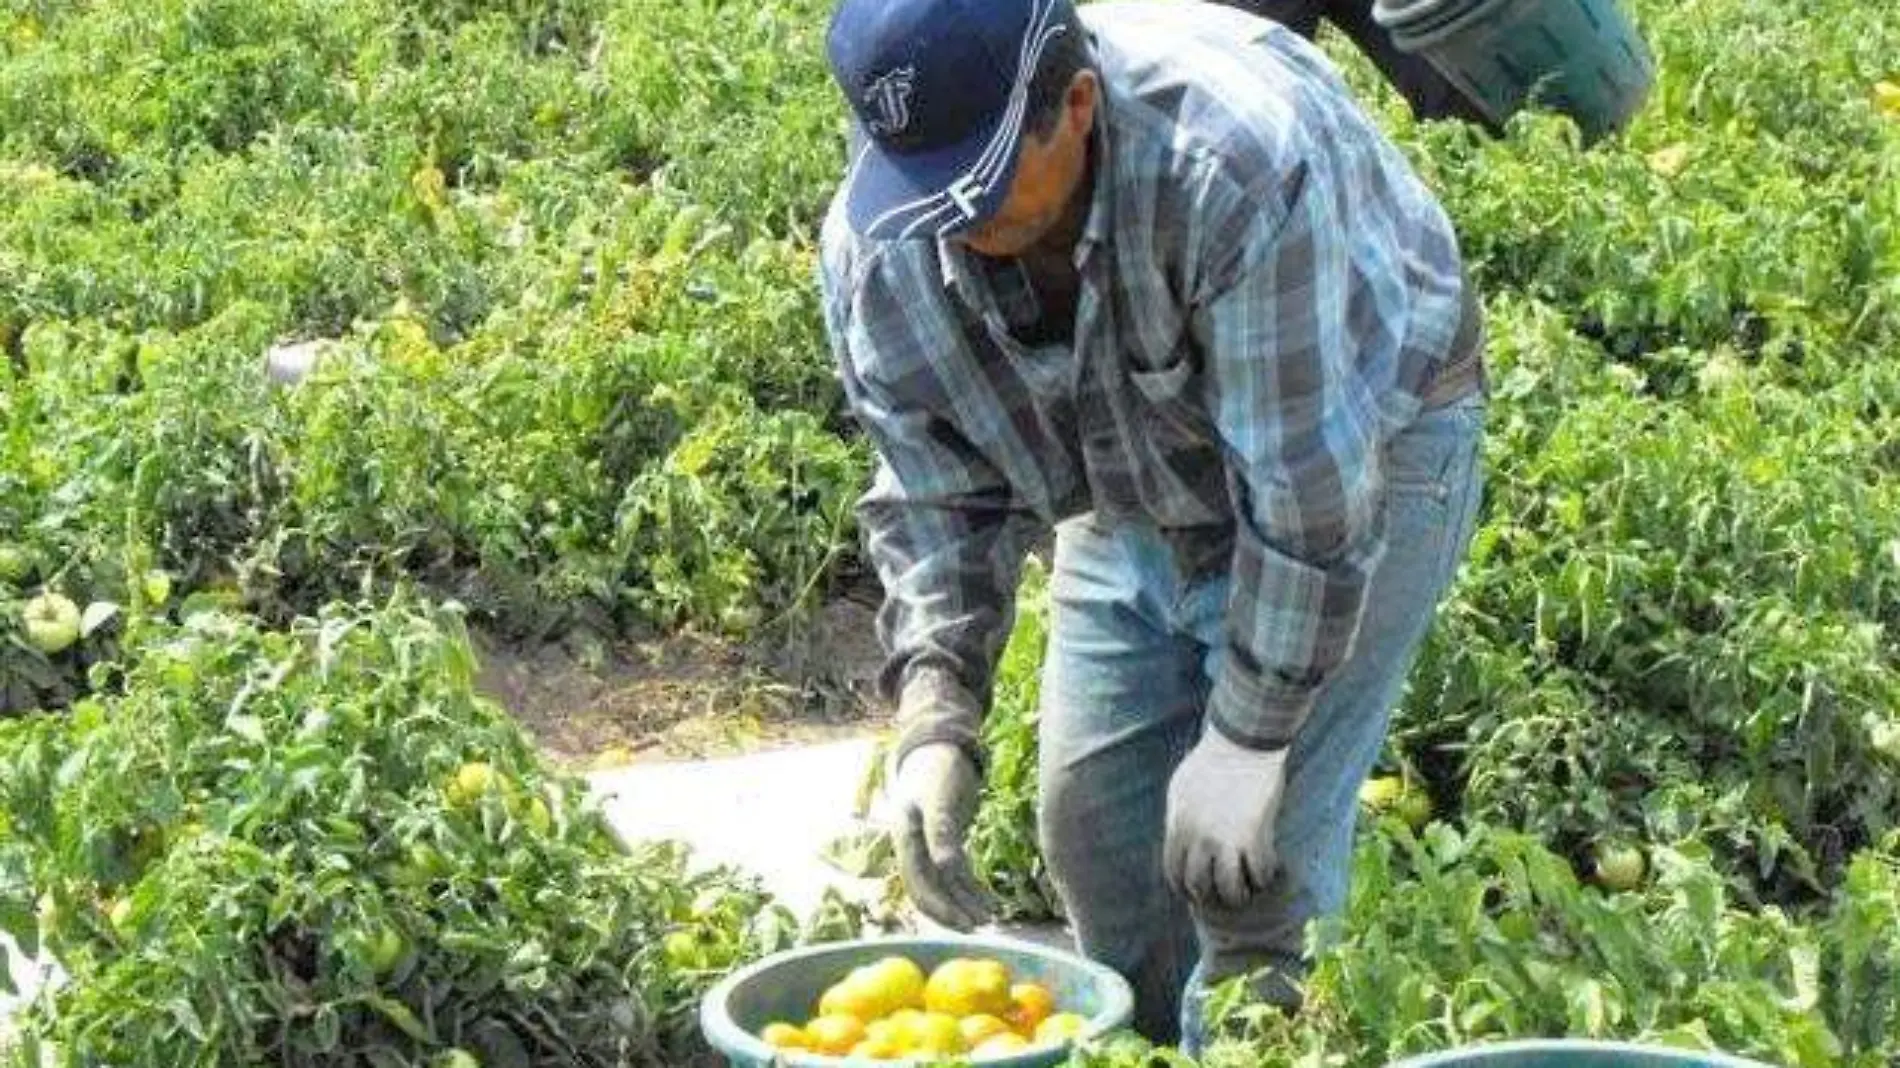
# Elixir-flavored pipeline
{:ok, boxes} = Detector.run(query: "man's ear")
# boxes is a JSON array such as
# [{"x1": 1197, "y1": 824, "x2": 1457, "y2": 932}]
[{"x1": 1067, "y1": 69, "x2": 1100, "y2": 136}]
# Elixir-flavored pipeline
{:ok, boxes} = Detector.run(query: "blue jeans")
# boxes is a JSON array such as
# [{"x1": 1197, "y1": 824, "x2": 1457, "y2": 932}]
[{"x1": 1034, "y1": 393, "x2": 1487, "y2": 1051}]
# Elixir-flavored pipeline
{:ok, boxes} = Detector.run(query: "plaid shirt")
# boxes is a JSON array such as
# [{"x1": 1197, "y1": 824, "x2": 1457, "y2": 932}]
[{"x1": 819, "y1": 0, "x2": 1475, "y2": 765}]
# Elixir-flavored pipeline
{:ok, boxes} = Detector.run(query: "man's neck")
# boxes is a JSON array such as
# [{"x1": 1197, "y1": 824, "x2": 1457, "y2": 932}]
[{"x1": 1026, "y1": 142, "x2": 1097, "y2": 270}]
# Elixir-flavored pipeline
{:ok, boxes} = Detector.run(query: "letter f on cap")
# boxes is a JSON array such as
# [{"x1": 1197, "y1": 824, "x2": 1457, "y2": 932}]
[{"x1": 826, "y1": 0, "x2": 1072, "y2": 239}]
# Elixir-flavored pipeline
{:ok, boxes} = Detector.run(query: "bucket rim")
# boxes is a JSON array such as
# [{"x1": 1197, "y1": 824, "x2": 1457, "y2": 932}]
[
  {"x1": 1372, "y1": 0, "x2": 1516, "y2": 43},
  {"x1": 1381, "y1": 1037, "x2": 1783, "y2": 1068}
]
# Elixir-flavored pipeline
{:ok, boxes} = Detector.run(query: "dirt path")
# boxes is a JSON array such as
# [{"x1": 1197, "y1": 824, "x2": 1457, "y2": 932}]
[{"x1": 471, "y1": 596, "x2": 891, "y2": 772}]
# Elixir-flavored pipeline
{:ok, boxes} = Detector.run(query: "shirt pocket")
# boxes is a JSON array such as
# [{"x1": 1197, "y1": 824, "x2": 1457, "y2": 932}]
[{"x1": 1126, "y1": 348, "x2": 1218, "y2": 452}]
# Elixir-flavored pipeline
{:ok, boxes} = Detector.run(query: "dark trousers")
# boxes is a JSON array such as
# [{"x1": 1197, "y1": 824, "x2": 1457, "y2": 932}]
[{"x1": 1225, "y1": 0, "x2": 1501, "y2": 132}]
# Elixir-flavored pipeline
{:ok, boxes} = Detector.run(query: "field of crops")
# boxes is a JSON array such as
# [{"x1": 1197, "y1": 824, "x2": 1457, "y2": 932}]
[{"x1": 1, "y1": 0, "x2": 1898, "y2": 1064}]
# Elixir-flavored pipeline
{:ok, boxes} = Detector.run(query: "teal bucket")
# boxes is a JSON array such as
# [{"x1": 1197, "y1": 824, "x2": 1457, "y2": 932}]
[
  {"x1": 699, "y1": 934, "x2": 1135, "y2": 1067},
  {"x1": 1383, "y1": 1039, "x2": 1780, "y2": 1068},
  {"x1": 1372, "y1": 0, "x2": 1655, "y2": 144}
]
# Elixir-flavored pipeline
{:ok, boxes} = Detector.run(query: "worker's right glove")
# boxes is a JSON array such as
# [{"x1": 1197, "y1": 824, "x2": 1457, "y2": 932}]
[
  {"x1": 1163, "y1": 727, "x2": 1290, "y2": 910},
  {"x1": 888, "y1": 741, "x2": 994, "y2": 931}
]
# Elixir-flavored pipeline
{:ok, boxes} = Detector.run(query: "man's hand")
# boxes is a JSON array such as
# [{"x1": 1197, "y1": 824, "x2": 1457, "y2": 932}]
[
  {"x1": 1163, "y1": 729, "x2": 1290, "y2": 909},
  {"x1": 888, "y1": 742, "x2": 993, "y2": 930}
]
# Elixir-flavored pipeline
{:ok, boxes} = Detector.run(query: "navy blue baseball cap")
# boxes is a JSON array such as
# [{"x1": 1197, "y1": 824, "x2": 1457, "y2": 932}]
[{"x1": 826, "y1": 0, "x2": 1077, "y2": 241}]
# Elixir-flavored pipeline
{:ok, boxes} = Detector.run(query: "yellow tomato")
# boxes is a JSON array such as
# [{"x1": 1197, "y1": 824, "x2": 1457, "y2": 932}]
[
  {"x1": 862, "y1": 1019, "x2": 907, "y2": 1052},
  {"x1": 958, "y1": 1014, "x2": 1012, "y2": 1047},
  {"x1": 445, "y1": 762, "x2": 501, "y2": 807},
  {"x1": 760, "y1": 1022, "x2": 809, "y2": 1050},
  {"x1": 910, "y1": 1012, "x2": 967, "y2": 1056},
  {"x1": 865, "y1": 955, "x2": 928, "y2": 1012},
  {"x1": 1035, "y1": 1012, "x2": 1088, "y2": 1045},
  {"x1": 1006, "y1": 982, "x2": 1056, "y2": 1034},
  {"x1": 804, "y1": 1014, "x2": 868, "y2": 1056},
  {"x1": 411, "y1": 163, "x2": 448, "y2": 211},
  {"x1": 818, "y1": 975, "x2": 884, "y2": 1023},
  {"x1": 923, "y1": 958, "x2": 1012, "y2": 1018},
  {"x1": 885, "y1": 1008, "x2": 928, "y2": 1048},
  {"x1": 851, "y1": 1020, "x2": 909, "y2": 1061},
  {"x1": 1875, "y1": 80, "x2": 1900, "y2": 117}
]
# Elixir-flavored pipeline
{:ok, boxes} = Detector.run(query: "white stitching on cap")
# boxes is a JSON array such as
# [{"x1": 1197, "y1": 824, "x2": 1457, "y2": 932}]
[{"x1": 854, "y1": 0, "x2": 1068, "y2": 238}]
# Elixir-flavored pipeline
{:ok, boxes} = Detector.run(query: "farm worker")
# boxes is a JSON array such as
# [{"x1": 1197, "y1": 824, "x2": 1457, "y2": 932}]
[
  {"x1": 1213, "y1": 0, "x2": 1498, "y2": 130},
  {"x1": 816, "y1": 0, "x2": 1487, "y2": 1050}
]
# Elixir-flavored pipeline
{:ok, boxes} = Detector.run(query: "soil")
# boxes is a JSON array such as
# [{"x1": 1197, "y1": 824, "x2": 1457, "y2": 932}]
[{"x1": 470, "y1": 595, "x2": 891, "y2": 770}]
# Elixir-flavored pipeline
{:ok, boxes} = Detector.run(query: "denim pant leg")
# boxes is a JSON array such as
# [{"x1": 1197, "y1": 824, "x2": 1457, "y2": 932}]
[
  {"x1": 1178, "y1": 393, "x2": 1488, "y2": 1051},
  {"x1": 1037, "y1": 515, "x2": 1205, "y2": 1046}
]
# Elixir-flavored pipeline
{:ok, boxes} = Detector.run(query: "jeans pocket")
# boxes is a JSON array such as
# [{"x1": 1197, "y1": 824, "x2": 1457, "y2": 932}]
[
  {"x1": 1385, "y1": 396, "x2": 1485, "y2": 503},
  {"x1": 1385, "y1": 432, "x2": 1455, "y2": 502}
]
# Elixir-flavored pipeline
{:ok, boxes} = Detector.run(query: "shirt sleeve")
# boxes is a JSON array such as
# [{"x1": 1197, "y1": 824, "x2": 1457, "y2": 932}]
[
  {"x1": 1188, "y1": 159, "x2": 1393, "y2": 752},
  {"x1": 819, "y1": 249, "x2": 1042, "y2": 772}
]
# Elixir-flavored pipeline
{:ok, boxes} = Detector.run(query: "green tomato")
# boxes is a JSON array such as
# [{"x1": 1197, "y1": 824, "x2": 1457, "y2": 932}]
[
  {"x1": 1393, "y1": 786, "x2": 1433, "y2": 830},
  {"x1": 141, "y1": 569, "x2": 173, "y2": 607},
  {"x1": 522, "y1": 796, "x2": 552, "y2": 835},
  {"x1": 364, "y1": 926, "x2": 407, "y2": 977},
  {"x1": 1497, "y1": 910, "x2": 1537, "y2": 942},
  {"x1": 403, "y1": 841, "x2": 452, "y2": 881},
  {"x1": 22, "y1": 591, "x2": 81, "y2": 654},
  {"x1": 127, "y1": 822, "x2": 167, "y2": 870},
  {"x1": 663, "y1": 930, "x2": 703, "y2": 970},
  {"x1": 1358, "y1": 776, "x2": 1405, "y2": 810},
  {"x1": 1595, "y1": 843, "x2": 1646, "y2": 891},
  {"x1": 445, "y1": 761, "x2": 503, "y2": 808},
  {"x1": 0, "y1": 544, "x2": 32, "y2": 584},
  {"x1": 1360, "y1": 775, "x2": 1431, "y2": 829}
]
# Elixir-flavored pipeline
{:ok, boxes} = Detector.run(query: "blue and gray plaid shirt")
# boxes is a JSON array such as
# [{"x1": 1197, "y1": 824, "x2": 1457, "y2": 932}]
[{"x1": 819, "y1": 0, "x2": 1475, "y2": 765}]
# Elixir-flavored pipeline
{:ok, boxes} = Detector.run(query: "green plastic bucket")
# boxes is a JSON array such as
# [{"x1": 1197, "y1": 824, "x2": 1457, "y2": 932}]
[
  {"x1": 699, "y1": 933, "x2": 1135, "y2": 1066},
  {"x1": 1382, "y1": 1039, "x2": 1780, "y2": 1068},
  {"x1": 1372, "y1": 0, "x2": 1655, "y2": 144}
]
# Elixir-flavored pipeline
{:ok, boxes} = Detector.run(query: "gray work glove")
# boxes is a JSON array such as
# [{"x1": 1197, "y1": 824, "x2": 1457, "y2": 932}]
[
  {"x1": 1163, "y1": 728, "x2": 1291, "y2": 909},
  {"x1": 888, "y1": 742, "x2": 994, "y2": 931}
]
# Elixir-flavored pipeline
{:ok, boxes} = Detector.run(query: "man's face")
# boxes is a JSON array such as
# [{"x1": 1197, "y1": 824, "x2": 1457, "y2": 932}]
[{"x1": 955, "y1": 71, "x2": 1098, "y2": 259}]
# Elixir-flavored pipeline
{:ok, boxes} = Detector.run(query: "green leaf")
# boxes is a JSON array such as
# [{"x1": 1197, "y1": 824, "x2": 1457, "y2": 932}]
[
  {"x1": 167, "y1": 998, "x2": 208, "y2": 1042},
  {"x1": 470, "y1": 1020, "x2": 533, "y2": 1068},
  {"x1": 1783, "y1": 939, "x2": 1822, "y2": 1014},
  {"x1": 820, "y1": 828, "x2": 894, "y2": 879},
  {"x1": 226, "y1": 714, "x2": 266, "y2": 746},
  {"x1": 0, "y1": 891, "x2": 33, "y2": 955},
  {"x1": 1566, "y1": 978, "x2": 1612, "y2": 1036},
  {"x1": 1647, "y1": 1019, "x2": 1719, "y2": 1051},
  {"x1": 365, "y1": 992, "x2": 433, "y2": 1042}
]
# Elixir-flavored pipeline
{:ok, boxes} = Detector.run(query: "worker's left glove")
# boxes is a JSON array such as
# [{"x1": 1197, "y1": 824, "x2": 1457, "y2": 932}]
[
  {"x1": 1163, "y1": 728, "x2": 1290, "y2": 909},
  {"x1": 889, "y1": 742, "x2": 993, "y2": 931}
]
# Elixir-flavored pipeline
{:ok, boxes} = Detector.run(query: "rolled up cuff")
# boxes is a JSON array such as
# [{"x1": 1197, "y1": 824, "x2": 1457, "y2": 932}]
[
  {"x1": 1207, "y1": 660, "x2": 1313, "y2": 752},
  {"x1": 892, "y1": 665, "x2": 987, "y2": 775}
]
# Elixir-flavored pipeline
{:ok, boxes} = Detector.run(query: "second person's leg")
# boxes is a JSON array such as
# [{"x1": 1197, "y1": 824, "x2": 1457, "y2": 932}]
[
  {"x1": 1218, "y1": 0, "x2": 1324, "y2": 38},
  {"x1": 1323, "y1": 0, "x2": 1501, "y2": 129}
]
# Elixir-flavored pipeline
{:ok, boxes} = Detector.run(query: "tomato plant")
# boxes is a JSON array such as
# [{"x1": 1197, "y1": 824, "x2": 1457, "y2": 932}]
[{"x1": 0, "y1": 597, "x2": 826, "y2": 1065}]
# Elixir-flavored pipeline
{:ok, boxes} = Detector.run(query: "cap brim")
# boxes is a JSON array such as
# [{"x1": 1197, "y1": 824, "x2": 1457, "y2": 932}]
[{"x1": 841, "y1": 110, "x2": 1024, "y2": 241}]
